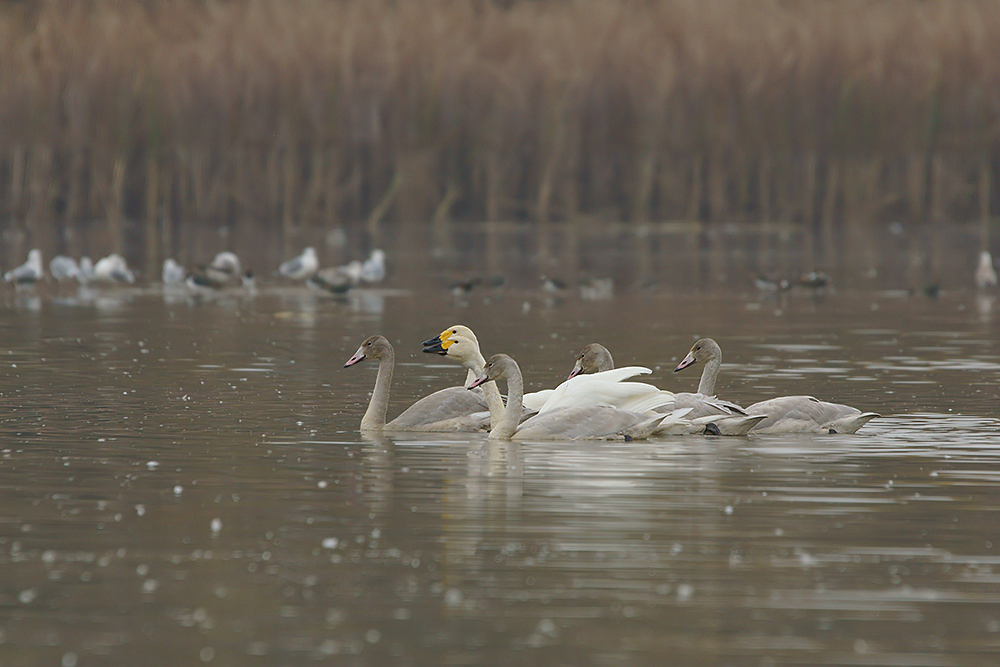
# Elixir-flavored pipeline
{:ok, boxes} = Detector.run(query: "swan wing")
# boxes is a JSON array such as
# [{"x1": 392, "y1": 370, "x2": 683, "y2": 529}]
[
  {"x1": 671, "y1": 392, "x2": 747, "y2": 419},
  {"x1": 513, "y1": 404, "x2": 662, "y2": 441},
  {"x1": 536, "y1": 366, "x2": 672, "y2": 414},
  {"x1": 746, "y1": 395, "x2": 877, "y2": 434},
  {"x1": 522, "y1": 389, "x2": 553, "y2": 412},
  {"x1": 387, "y1": 386, "x2": 490, "y2": 431}
]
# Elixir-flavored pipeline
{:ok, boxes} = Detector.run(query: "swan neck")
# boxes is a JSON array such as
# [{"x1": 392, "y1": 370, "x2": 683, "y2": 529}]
[
  {"x1": 491, "y1": 366, "x2": 523, "y2": 439},
  {"x1": 464, "y1": 351, "x2": 505, "y2": 429},
  {"x1": 698, "y1": 357, "x2": 720, "y2": 396},
  {"x1": 361, "y1": 348, "x2": 393, "y2": 430}
]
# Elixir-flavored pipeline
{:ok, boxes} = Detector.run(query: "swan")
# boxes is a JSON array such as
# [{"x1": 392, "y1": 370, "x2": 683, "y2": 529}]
[
  {"x1": 4, "y1": 249, "x2": 43, "y2": 284},
  {"x1": 674, "y1": 338, "x2": 879, "y2": 434},
  {"x1": 344, "y1": 335, "x2": 491, "y2": 432},
  {"x1": 468, "y1": 354, "x2": 675, "y2": 441},
  {"x1": 421, "y1": 325, "x2": 507, "y2": 428},
  {"x1": 537, "y1": 364, "x2": 675, "y2": 415},
  {"x1": 279, "y1": 247, "x2": 319, "y2": 280},
  {"x1": 569, "y1": 343, "x2": 764, "y2": 436}
]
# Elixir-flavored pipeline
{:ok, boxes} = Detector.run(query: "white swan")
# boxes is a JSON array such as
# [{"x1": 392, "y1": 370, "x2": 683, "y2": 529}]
[
  {"x1": 4, "y1": 249, "x2": 43, "y2": 284},
  {"x1": 536, "y1": 365, "x2": 675, "y2": 415},
  {"x1": 421, "y1": 325, "x2": 507, "y2": 428},
  {"x1": 468, "y1": 354, "x2": 674, "y2": 441},
  {"x1": 674, "y1": 338, "x2": 879, "y2": 434},
  {"x1": 569, "y1": 343, "x2": 764, "y2": 436},
  {"x1": 279, "y1": 247, "x2": 319, "y2": 280},
  {"x1": 344, "y1": 335, "x2": 491, "y2": 432}
]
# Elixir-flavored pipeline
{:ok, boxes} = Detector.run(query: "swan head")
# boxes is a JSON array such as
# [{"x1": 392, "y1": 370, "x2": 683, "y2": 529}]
[
  {"x1": 675, "y1": 338, "x2": 721, "y2": 373},
  {"x1": 467, "y1": 353, "x2": 518, "y2": 389},
  {"x1": 344, "y1": 335, "x2": 390, "y2": 368},
  {"x1": 422, "y1": 324, "x2": 479, "y2": 356},
  {"x1": 568, "y1": 343, "x2": 614, "y2": 379}
]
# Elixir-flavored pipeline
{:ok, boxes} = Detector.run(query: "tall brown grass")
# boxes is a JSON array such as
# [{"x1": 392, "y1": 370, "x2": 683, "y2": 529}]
[{"x1": 1, "y1": 0, "x2": 999, "y2": 255}]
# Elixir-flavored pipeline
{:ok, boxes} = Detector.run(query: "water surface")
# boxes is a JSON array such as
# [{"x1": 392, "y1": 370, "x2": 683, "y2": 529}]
[{"x1": 0, "y1": 281, "x2": 998, "y2": 667}]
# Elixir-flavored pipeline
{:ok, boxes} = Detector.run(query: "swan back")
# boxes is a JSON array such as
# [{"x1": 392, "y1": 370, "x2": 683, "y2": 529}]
[
  {"x1": 470, "y1": 353, "x2": 670, "y2": 440},
  {"x1": 746, "y1": 395, "x2": 879, "y2": 434},
  {"x1": 536, "y1": 367, "x2": 672, "y2": 414}
]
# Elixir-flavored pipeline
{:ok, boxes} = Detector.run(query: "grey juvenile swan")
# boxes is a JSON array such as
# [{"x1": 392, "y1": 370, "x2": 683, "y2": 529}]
[
  {"x1": 344, "y1": 335, "x2": 491, "y2": 432},
  {"x1": 467, "y1": 353, "x2": 671, "y2": 441},
  {"x1": 674, "y1": 338, "x2": 879, "y2": 434}
]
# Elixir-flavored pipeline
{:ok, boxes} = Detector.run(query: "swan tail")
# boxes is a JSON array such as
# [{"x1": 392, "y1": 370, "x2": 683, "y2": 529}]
[{"x1": 825, "y1": 412, "x2": 881, "y2": 434}]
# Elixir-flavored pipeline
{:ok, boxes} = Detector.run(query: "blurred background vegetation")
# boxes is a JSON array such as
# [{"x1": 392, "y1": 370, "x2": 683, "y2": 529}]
[{"x1": 0, "y1": 0, "x2": 997, "y2": 263}]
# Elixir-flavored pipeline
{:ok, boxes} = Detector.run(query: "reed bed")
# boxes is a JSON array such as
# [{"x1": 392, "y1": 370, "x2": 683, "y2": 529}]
[{"x1": 1, "y1": 0, "x2": 999, "y2": 256}]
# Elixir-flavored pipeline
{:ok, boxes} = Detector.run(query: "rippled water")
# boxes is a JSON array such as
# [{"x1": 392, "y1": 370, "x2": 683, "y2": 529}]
[{"x1": 0, "y1": 279, "x2": 998, "y2": 667}]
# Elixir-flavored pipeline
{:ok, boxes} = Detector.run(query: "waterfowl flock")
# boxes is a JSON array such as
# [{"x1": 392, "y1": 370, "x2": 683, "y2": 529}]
[
  {"x1": 344, "y1": 325, "x2": 882, "y2": 440},
  {"x1": 1, "y1": 247, "x2": 387, "y2": 294},
  {"x1": 3, "y1": 245, "x2": 993, "y2": 441}
]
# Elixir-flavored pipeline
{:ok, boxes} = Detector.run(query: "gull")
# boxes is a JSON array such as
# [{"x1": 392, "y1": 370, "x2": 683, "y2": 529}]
[
  {"x1": 4, "y1": 249, "x2": 44, "y2": 284},
  {"x1": 187, "y1": 251, "x2": 243, "y2": 289},
  {"x1": 279, "y1": 247, "x2": 319, "y2": 280},
  {"x1": 92, "y1": 254, "x2": 136, "y2": 284},
  {"x1": 162, "y1": 259, "x2": 186, "y2": 285},
  {"x1": 49, "y1": 255, "x2": 83, "y2": 282},
  {"x1": 976, "y1": 251, "x2": 997, "y2": 290},
  {"x1": 307, "y1": 265, "x2": 355, "y2": 295},
  {"x1": 360, "y1": 249, "x2": 386, "y2": 283}
]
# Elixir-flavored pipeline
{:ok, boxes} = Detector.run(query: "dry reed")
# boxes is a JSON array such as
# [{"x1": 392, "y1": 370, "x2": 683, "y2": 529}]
[{"x1": 1, "y1": 0, "x2": 999, "y2": 255}]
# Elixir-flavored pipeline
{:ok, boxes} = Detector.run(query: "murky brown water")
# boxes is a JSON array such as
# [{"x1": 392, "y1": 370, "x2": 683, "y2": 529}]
[{"x1": 1, "y1": 266, "x2": 998, "y2": 666}]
